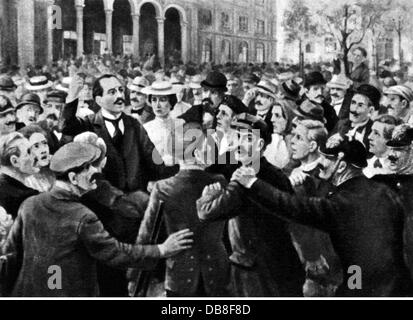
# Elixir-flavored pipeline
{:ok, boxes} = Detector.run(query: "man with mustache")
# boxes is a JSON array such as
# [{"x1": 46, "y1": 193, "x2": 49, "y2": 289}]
[
  {"x1": 231, "y1": 138, "x2": 413, "y2": 296},
  {"x1": 0, "y1": 132, "x2": 38, "y2": 220},
  {"x1": 303, "y1": 72, "x2": 338, "y2": 133},
  {"x1": 250, "y1": 79, "x2": 277, "y2": 134},
  {"x1": 383, "y1": 85, "x2": 413, "y2": 125},
  {"x1": 125, "y1": 76, "x2": 154, "y2": 124},
  {"x1": 3, "y1": 142, "x2": 192, "y2": 297},
  {"x1": 0, "y1": 96, "x2": 17, "y2": 135},
  {"x1": 197, "y1": 114, "x2": 305, "y2": 297},
  {"x1": 61, "y1": 74, "x2": 176, "y2": 296},
  {"x1": 15, "y1": 93, "x2": 43, "y2": 130},
  {"x1": 332, "y1": 84, "x2": 381, "y2": 152},
  {"x1": 326, "y1": 74, "x2": 352, "y2": 120},
  {"x1": 373, "y1": 125, "x2": 413, "y2": 282},
  {"x1": 363, "y1": 115, "x2": 400, "y2": 178}
]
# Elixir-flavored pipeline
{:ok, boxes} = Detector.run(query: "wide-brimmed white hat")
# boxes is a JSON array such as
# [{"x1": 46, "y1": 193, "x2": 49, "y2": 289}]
[
  {"x1": 188, "y1": 75, "x2": 203, "y2": 89},
  {"x1": 26, "y1": 75, "x2": 53, "y2": 91},
  {"x1": 327, "y1": 74, "x2": 352, "y2": 90},
  {"x1": 128, "y1": 76, "x2": 149, "y2": 92},
  {"x1": 141, "y1": 81, "x2": 181, "y2": 96}
]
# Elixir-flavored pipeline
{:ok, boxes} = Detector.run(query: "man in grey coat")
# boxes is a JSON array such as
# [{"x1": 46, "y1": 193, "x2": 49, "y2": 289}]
[{"x1": 3, "y1": 142, "x2": 193, "y2": 297}]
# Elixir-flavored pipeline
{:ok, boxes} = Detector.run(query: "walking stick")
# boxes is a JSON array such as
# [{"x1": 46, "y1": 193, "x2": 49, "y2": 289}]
[{"x1": 131, "y1": 200, "x2": 164, "y2": 297}]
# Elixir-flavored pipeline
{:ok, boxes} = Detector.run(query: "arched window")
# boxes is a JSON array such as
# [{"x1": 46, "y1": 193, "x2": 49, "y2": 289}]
[
  {"x1": 305, "y1": 43, "x2": 313, "y2": 53},
  {"x1": 221, "y1": 40, "x2": 231, "y2": 63},
  {"x1": 201, "y1": 39, "x2": 212, "y2": 63},
  {"x1": 239, "y1": 42, "x2": 248, "y2": 63},
  {"x1": 256, "y1": 43, "x2": 265, "y2": 63}
]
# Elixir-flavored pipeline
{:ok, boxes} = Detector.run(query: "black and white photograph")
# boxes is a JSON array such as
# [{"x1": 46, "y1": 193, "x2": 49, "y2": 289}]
[{"x1": 1, "y1": 0, "x2": 413, "y2": 303}]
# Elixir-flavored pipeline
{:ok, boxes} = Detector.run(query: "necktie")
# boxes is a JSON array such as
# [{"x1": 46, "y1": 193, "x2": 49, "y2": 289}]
[
  {"x1": 131, "y1": 108, "x2": 144, "y2": 115},
  {"x1": 103, "y1": 116, "x2": 123, "y2": 150}
]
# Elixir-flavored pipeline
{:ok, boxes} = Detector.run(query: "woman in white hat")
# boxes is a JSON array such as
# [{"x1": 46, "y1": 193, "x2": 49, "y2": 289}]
[{"x1": 141, "y1": 81, "x2": 181, "y2": 166}]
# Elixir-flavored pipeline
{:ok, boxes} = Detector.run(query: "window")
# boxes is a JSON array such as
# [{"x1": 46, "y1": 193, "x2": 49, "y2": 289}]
[
  {"x1": 239, "y1": 16, "x2": 248, "y2": 32},
  {"x1": 198, "y1": 9, "x2": 212, "y2": 29},
  {"x1": 256, "y1": 43, "x2": 265, "y2": 63},
  {"x1": 221, "y1": 12, "x2": 230, "y2": 31},
  {"x1": 256, "y1": 19, "x2": 265, "y2": 35},
  {"x1": 305, "y1": 43, "x2": 313, "y2": 53},
  {"x1": 325, "y1": 37, "x2": 337, "y2": 53},
  {"x1": 221, "y1": 40, "x2": 231, "y2": 63},
  {"x1": 201, "y1": 39, "x2": 212, "y2": 63},
  {"x1": 239, "y1": 42, "x2": 248, "y2": 63}
]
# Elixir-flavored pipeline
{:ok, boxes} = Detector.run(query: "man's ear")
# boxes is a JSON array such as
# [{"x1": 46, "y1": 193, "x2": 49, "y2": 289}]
[
  {"x1": 9, "y1": 155, "x2": 19, "y2": 169},
  {"x1": 337, "y1": 160, "x2": 347, "y2": 173},
  {"x1": 402, "y1": 99, "x2": 409, "y2": 109},
  {"x1": 257, "y1": 138, "x2": 265, "y2": 153},
  {"x1": 68, "y1": 172, "x2": 78, "y2": 186},
  {"x1": 368, "y1": 106, "x2": 376, "y2": 116},
  {"x1": 309, "y1": 141, "x2": 318, "y2": 153}
]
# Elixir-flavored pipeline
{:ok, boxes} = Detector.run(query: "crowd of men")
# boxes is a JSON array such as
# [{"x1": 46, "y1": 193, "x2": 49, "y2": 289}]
[{"x1": 1, "y1": 45, "x2": 413, "y2": 297}]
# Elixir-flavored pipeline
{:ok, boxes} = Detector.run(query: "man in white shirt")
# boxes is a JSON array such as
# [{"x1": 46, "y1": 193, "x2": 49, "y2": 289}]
[{"x1": 326, "y1": 74, "x2": 352, "y2": 120}]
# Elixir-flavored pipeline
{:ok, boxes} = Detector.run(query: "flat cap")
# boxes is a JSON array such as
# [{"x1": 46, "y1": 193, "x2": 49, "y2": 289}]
[
  {"x1": 231, "y1": 113, "x2": 272, "y2": 145},
  {"x1": 320, "y1": 139, "x2": 368, "y2": 168},
  {"x1": 386, "y1": 124, "x2": 413, "y2": 148},
  {"x1": 219, "y1": 95, "x2": 248, "y2": 115},
  {"x1": 50, "y1": 142, "x2": 101, "y2": 173},
  {"x1": 384, "y1": 85, "x2": 413, "y2": 103}
]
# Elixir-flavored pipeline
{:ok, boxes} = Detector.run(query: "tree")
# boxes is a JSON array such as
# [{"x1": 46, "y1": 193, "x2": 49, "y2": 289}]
[
  {"x1": 283, "y1": 0, "x2": 319, "y2": 76},
  {"x1": 314, "y1": 0, "x2": 388, "y2": 76}
]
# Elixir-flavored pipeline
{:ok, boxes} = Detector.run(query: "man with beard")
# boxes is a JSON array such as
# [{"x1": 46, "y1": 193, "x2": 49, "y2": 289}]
[
  {"x1": 15, "y1": 93, "x2": 43, "y2": 130},
  {"x1": 0, "y1": 96, "x2": 17, "y2": 135},
  {"x1": 363, "y1": 115, "x2": 400, "y2": 178},
  {"x1": 326, "y1": 74, "x2": 352, "y2": 120},
  {"x1": 372, "y1": 125, "x2": 413, "y2": 282},
  {"x1": 197, "y1": 114, "x2": 305, "y2": 297},
  {"x1": 125, "y1": 76, "x2": 154, "y2": 124},
  {"x1": 231, "y1": 138, "x2": 412, "y2": 297},
  {"x1": 332, "y1": 84, "x2": 381, "y2": 152},
  {"x1": 383, "y1": 85, "x2": 413, "y2": 125},
  {"x1": 3, "y1": 142, "x2": 193, "y2": 297},
  {"x1": 0, "y1": 132, "x2": 38, "y2": 219},
  {"x1": 303, "y1": 72, "x2": 338, "y2": 133},
  {"x1": 38, "y1": 90, "x2": 68, "y2": 154}
]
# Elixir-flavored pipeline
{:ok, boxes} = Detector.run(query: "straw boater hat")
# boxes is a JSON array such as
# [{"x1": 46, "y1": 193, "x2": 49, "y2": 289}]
[
  {"x1": 55, "y1": 77, "x2": 72, "y2": 93},
  {"x1": 255, "y1": 79, "x2": 277, "y2": 99},
  {"x1": 128, "y1": 76, "x2": 149, "y2": 93},
  {"x1": 327, "y1": 74, "x2": 352, "y2": 91},
  {"x1": 26, "y1": 75, "x2": 53, "y2": 91},
  {"x1": 141, "y1": 80, "x2": 181, "y2": 96},
  {"x1": 188, "y1": 75, "x2": 203, "y2": 89}
]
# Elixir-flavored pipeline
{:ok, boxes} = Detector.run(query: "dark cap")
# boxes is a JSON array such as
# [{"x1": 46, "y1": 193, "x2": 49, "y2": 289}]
[
  {"x1": 231, "y1": 113, "x2": 272, "y2": 145},
  {"x1": 304, "y1": 71, "x2": 327, "y2": 88},
  {"x1": 280, "y1": 80, "x2": 301, "y2": 101},
  {"x1": 201, "y1": 71, "x2": 227, "y2": 92},
  {"x1": 219, "y1": 95, "x2": 248, "y2": 115},
  {"x1": 294, "y1": 99, "x2": 325, "y2": 123},
  {"x1": 0, "y1": 75, "x2": 17, "y2": 91},
  {"x1": 319, "y1": 139, "x2": 368, "y2": 168},
  {"x1": 177, "y1": 105, "x2": 204, "y2": 125},
  {"x1": 16, "y1": 93, "x2": 43, "y2": 114},
  {"x1": 386, "y1": 124, "x2": 413, "y2": 148},
  {"x1": 353, "y1": 84, "x2": 381, "y2": 110},
  {"x1": 50, "y1": 142, "x2": 101, "y2": 174},
  {"x1": 0, "y1": 95, "x2": 15, "y2": 115}
]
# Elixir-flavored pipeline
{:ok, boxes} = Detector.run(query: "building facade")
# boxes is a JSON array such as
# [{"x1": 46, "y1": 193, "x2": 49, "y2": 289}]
[{"x1": 0, "y1": 0, "x2": 277, "y2": 69}]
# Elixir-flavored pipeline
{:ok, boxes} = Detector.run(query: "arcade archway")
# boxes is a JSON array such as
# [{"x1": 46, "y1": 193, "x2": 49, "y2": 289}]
[{"x1": 164, "y1": 7, "x2": 181, "y2": 66}]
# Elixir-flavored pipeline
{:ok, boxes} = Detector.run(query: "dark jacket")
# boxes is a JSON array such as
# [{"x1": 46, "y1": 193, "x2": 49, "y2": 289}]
[
  {"x1": 197, "y1": 158, "x2": 305, "y2": 296},
  {"x1": 125, "y1": 104, "x2": 155, "y2": 125},
  {"x1": 350, "y1": 62, "x2": 370, "y2": 88},
  {"x1": 4, "y1": 186, "x2": 160, "y2": 297},
  {"x1": 0, "y1": 174, "x2": 38, "y2": 219},
  {"x1": 61, "y1": 99, "x2": 176, "y2": 192},
  {"x1": 245, "y1": 175, "x2": 413, "y2": 297},
  {"x1": 372, "y1": 174, "x2": 413, "y2": 282},
  {"x1": 332, "y1": 118, "x2": 373, "y2": 153},
  {"x1": 135, "y1": 169, "x2": 230, "y2": 297},
  {"x1": 320, "y1": 100, "x2": 338, "y2": 133}
]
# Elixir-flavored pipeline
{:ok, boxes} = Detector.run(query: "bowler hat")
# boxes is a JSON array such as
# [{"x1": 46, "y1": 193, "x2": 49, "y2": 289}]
[
  {"x1": 280, "y1": 80, "x2": 301, "y2": 101},
  {"x1": 16, "y1": 93, "x2": 43, "y2": 114},
  {"x1": 353, "y1": 84, "x2": 381, "y2": 110},
  {"x1": 320, "y1": 138, "x2": 368, "y2": 168},
  {"x1": 0, "y1": 75, "x2": 17, "y2": 91},
  {"x1": 201, "y1": 71, "x2": 227, "y2": 92},
  {"x1": 50, "y1": 142, "x2": 102, "y2": 174},
  {"x1": 294, "y1": 99, "x2": 326, "y2": 123},
  {"x1": 386, "y1": 124, "x2": 413, "y2": 148},
  {"x1": 304, "y1": 72, "x2": 327, "y2": 88}
]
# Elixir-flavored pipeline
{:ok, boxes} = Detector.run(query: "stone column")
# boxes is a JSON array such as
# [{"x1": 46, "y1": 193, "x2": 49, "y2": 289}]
[
  {"x1": 157, "y1": 17, "x2": 165, "y2": 66},
  {"x1": 105, "y1": 9, "x2": 113, "y2": 53},
  {"x1": 76, "y1": 4, "x2": 84, "y2": 57},
  {"x1": 131, "y1": 14, "x2": 140, "y2": 59},
  {"x1": 17, "y1": 0, "x2": 35, "y2": 67},
  {"x1": 181, "y1": 21, "x2": 188, "y2": 63}
]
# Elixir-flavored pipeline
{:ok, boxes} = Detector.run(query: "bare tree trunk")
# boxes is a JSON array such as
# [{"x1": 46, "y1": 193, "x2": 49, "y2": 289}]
[{"x1": 299, "y1": 39, "x2": 304, "y2": 78}]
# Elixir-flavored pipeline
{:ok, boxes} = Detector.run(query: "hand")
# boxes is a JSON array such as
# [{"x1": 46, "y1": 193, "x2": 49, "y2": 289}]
[
  {"x1": 243, "y1": 88, "x2": 257, "y2": 105},
  {"x1": 289, "y1": 168, "x2": 309, "y2": 187},
  {"x1": 147, "y1": 181, "x2": 155, "y2": 193},
  {"x1": 67, "y1": 74, "x2": 85, "y2": 103},
  {"x1": 327, "y1": 133, "x2": 343, "y2": 149},
  {"x1": 231, "y1": 167, "x2": 257, "y2": 188},
  {"x1": 159, "y1": 229, "x2": 194, "y2": 258},
  {"x1": 201, "y1": 183, "x2": 222, "y2": 198}
]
